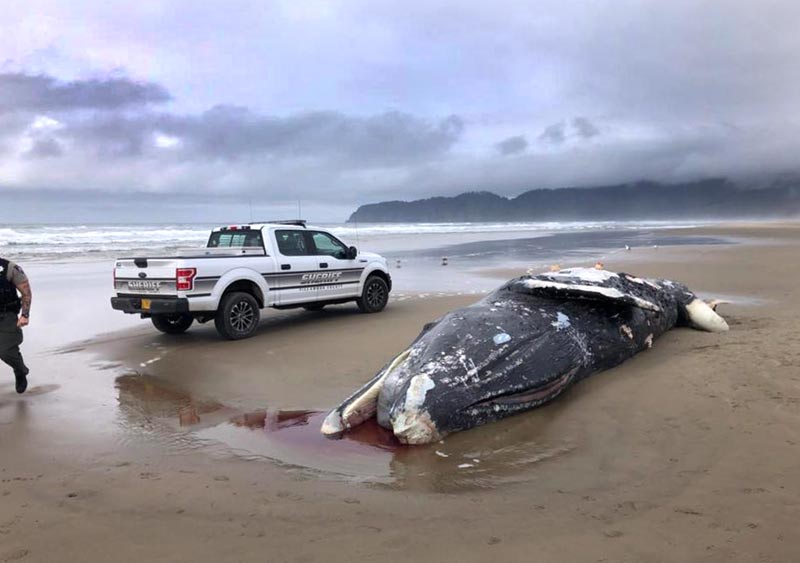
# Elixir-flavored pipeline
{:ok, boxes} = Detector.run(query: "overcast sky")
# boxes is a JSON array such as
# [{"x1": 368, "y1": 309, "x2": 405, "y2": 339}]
[{"x1": 2, "y1": 0, "x2": 799, "y2": 222}]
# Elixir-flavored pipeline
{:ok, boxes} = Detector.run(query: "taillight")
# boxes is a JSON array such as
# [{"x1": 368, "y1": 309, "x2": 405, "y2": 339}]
[
  {"x1": 176, "y1": 268, "x2": 197, "y2": 291},
  {"x1": 113, "y1": 268, "x2": 116, "y2": 288}
]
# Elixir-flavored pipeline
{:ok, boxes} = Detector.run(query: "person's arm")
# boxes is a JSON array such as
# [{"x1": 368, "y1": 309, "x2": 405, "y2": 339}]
[
  {"x1": 16, "y1": 280, "x2": 31, "y2": 327},
  {"x1": 10, "y1": 264, "x2": 31, "y2": 328}
]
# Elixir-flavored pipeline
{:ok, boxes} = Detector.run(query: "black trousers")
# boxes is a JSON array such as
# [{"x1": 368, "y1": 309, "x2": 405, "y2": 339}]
[{"x1": 0, "y1": 313, "x2": 27, "y2": 375}]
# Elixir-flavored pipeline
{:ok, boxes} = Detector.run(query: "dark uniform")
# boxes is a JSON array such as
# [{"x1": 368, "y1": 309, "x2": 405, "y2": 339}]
[{"x1": 0, "y1": 258, "x2": 29, "y2": 393}]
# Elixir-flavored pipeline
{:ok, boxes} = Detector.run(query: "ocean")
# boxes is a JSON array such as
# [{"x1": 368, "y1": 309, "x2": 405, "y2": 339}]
[{"x1": 0, "y1": 220, "x2": 707, "y2": 263}]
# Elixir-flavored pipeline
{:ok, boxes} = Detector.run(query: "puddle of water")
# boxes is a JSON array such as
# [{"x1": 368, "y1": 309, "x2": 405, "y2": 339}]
[
  {"x1": 197, "y1": 411, "x2": 401, "y2": 481},
  {"x1": 190, "y1": 408, "x2": 576, "y2": 490},
  {"x1": 112, "y1": 372, "x2": 577, "y2": 491}
]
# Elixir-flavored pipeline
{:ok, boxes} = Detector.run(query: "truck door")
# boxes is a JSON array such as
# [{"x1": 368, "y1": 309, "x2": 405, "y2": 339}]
[
  {"x1": 308, "y1": 230, "x2": 365, "y2": 301},
  {"x1": 272, "y1": 229, "x2": 320, "y2": 305}
]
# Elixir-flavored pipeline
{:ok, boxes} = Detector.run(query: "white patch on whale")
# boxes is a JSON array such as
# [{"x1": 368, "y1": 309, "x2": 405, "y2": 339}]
[
  {"x1": 493, "y1": 332, "x2": 511, "y2": 345},
  {"x1": 391, "y1": 373, "x2": 440, "y2": 444},
  {"x1": 404, "y1": 373, "x2": 436, "y2": 411},
  {"x1": 551, "y1": 312, "x2": 571, "y2": 330},
  {"x1": 549, "y1": 267, "x2": 619, "y2": 283},
  {"x1": 625, "y1": 275, "x2": 661, "y2": 290},
  {"x1": 523, "y1": 279, "x2": 661, "y2": 312}
]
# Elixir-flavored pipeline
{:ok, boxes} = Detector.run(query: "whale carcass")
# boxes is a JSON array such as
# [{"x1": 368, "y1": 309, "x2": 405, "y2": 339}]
[{"x1": 322, "y1": 267, "x2": 729, "y2": 445}]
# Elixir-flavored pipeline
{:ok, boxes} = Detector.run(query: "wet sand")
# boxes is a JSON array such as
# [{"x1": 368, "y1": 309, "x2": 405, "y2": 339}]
[{"x1": 2, "y1": 224, "x2": 800, "y2": 562}]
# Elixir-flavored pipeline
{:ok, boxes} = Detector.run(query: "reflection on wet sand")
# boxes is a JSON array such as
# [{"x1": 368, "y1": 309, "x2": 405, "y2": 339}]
[
  {"x1": 0, "y1": 384, "x2": 60, "y2": 412},
  {"x1": 114, "y1": 372, "x2": 576, "y2": 491},
  {"x1": 115, "y1": 373, "x2": 239, "y2": 433},
  {"x1": 230, "y1": 409, "x2": 400, "y2": 450},
  {"x1": 0, "y1": 396, "x2": 30, "y2": 426}
]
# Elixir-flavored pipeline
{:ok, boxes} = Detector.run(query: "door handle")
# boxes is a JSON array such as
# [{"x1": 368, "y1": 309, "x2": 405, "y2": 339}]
[
  {"x1": 319, "y1": 262, "x2": 328, "y2": 268},
  {"x1": 281, "y1": 264, "x2": 291, "y2": 270}
]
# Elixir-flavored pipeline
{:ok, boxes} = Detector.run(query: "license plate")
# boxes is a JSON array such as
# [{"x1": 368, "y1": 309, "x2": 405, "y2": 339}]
[{"x1": 141, "y1": 299, "x2": 151, "y2": 310}]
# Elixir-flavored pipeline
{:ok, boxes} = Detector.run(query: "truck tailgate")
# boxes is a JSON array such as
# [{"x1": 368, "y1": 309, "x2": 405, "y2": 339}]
[{"x1": 114, "y1": 258, "x2": 181, "y2": 295}]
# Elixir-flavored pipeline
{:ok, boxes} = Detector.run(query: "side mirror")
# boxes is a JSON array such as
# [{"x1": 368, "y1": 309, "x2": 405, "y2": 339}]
[{"x1": 347, "y1": 246, "x2": 358, "y2": 260}]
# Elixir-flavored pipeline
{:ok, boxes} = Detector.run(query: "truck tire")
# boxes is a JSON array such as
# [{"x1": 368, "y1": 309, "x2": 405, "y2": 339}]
[
  {"x1": 357, "y1": 275, "x2": 389, "y2": 313},
  {"x1": 151, "y1": 313, "x2": 194, "y2": 334},
  {"x1": 215, "y1": 292, "x2": 261, "y2": 340},
  {"x1": 303, "y1": 303, "x2": 325, "y2": 312}
]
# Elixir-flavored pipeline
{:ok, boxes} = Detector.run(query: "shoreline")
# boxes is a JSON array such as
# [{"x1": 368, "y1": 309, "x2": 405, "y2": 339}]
[
  {"x1": 1, "y1": 217, "x2": 746, "y2": 265},
  {"x1": 20, "y1": 221, "x2": 749, "y2": 354}
]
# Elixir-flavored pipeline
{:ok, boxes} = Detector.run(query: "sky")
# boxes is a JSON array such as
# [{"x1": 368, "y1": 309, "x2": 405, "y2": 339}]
[{"x1": 2, "y1": 0, "x2": 800, "y2": 222}]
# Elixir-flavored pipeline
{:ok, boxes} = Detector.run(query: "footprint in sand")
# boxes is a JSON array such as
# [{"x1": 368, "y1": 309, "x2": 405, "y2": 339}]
[{"x1": 1, "y1": 548, "x2": 30, "y2": 562}]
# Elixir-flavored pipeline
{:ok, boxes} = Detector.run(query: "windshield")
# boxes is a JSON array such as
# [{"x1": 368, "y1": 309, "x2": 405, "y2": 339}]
[{"x1": 207, "y1": 230, "x2": 264, "y2": 248}]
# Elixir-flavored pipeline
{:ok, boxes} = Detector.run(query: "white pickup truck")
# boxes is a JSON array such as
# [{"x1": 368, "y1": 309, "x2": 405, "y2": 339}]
[{"x1": 111, "y1": 221, "x2": 392, "y2": 339}]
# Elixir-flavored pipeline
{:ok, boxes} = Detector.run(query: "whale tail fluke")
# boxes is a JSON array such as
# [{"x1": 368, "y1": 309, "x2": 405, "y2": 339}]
[
  {"x1": 686, "y1": 299, "x2": 729, "y2": 332},
  {"x1": 705, "y1": 299, "x2": 731, "y2": 312}
]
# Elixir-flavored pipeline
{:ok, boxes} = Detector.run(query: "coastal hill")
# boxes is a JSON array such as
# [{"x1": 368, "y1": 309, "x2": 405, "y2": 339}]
[{"x1": 347, "y1": 179, "x2": 800, "y2": 223}]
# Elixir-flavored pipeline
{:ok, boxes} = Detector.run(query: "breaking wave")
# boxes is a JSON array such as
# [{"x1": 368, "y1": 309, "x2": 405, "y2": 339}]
[{"x1": 0, "y1": 220, "x2": 701, "y2": 262}]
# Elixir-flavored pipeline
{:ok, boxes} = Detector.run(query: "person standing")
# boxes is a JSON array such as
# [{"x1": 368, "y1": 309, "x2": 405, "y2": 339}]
[{"x1": 0, "y1": 258, "x2": 31, "y2": 393}]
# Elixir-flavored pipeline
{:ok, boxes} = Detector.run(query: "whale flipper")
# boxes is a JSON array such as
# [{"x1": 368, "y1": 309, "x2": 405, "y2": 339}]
[
  {"x1": 321, "y1": 349, "x2": 412, "y2": 436},
  {"x1": 512, "y1": 268, "x2": 662, "y2": 312}
]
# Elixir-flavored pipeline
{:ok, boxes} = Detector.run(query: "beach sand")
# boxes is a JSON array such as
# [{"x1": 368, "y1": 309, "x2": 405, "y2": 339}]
[{"x1": 1, "y1": 224, "x2": 799, "y2": 562}]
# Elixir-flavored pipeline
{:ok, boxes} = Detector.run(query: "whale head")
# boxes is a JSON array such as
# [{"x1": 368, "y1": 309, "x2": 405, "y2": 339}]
[{"x1": 324, "y1": 301, "x2": 585, "y2": 445}]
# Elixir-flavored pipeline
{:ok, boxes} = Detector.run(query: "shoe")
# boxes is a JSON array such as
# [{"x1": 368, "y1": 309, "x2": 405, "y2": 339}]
[{"x1": 15, "y1": 367, "x2": 28, "y2": 394}]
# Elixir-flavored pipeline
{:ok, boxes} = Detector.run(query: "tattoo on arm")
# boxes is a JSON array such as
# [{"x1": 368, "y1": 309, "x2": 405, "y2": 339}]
[{"x1": 17, "y1": 281, "x2": 32, "y2": 316}]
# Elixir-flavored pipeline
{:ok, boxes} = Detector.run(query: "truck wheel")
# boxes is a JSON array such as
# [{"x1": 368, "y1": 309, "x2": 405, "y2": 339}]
[
  {"x1": 303, "y1": 303, "x2": 325, "y2": 312},
  {"x1": 357, "y1": 276, "x2": 389, "y2": 313},
  {"x1": 215, "y1": 292, "x2": 261, "y2": 340},
  {"x1": 151, "y1": 313, "x2": 194, "y2": 334}
]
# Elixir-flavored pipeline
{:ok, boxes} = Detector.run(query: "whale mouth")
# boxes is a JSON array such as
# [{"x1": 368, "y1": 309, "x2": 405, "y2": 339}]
[
  {"x1": 387, "y1": 370, "x2": 579, "y2": 445},
  {"x1": 470, "y1": 369, "x2": 578, "y2": 410}
]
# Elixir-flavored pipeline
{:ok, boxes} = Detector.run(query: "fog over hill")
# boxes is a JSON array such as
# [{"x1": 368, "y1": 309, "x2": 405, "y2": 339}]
[{"x1": 347, "y1": 179, "x2": 800, "y2": 223}]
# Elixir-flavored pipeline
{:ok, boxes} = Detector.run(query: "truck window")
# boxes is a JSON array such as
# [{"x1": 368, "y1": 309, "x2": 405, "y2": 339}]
[
  {"x1": 310, "y1": 231, "x2": 347, "y2": 259},
  {"x1": 275, "y1": 230, "x2": 312, "y2": 256},
  {"x1": 208, "y1": 230, "x2": 264, "y2": 248}
]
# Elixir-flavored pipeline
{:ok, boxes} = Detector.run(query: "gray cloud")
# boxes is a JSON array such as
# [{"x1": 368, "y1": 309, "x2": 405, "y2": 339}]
[
  {"x1": 24, "y1": 137, "x2": 63, "y2": 158},
  {"x1": 59, "y1": 106, "x2": 464, "y2": 165},
  {"x1": 539, "y1": 122, "x2": 566, "y2": 145},
  {"x1": 0, "y1": 71, "x2": 467, "y2": 205},
  {"x1": 391, "y1": 124, "x2": 800, "y2": 203},
  {"x1": 537, "y1": 118, "x2": 599, "y2": 145},
  {"x1": 572, "y1": 117, "x2": 599, "y2": 139},
  {"x1": 0, "y1": 72, "x2": 170, "y2": 114},
  {"x1": 495, "y1": 135, "x2": 528, "y2": 155},
  {"x1": 0, "y1": 114, "x2": 30, "y2": 145},
  {"x1": 6, "y1": 116, "x2": 800, "y2": 220}
]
